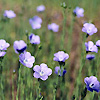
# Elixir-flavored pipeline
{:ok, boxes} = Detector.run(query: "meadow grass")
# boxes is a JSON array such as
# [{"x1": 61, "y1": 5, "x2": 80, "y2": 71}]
[{"x1": 0, "y1": 0, "x2": 100, "y2": 100}]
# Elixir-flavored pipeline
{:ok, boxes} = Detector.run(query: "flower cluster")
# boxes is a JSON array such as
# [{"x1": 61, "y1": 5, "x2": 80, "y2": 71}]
[
  {"x1": 81, "y1": 22, "x2": 98, "y2": 60},
  {"x1": 53, "y1": 51, "x2": 69, "y2": 77},
  {"x1": 13, "y1": 40, "x2": 35, "y2": 68},
  {"x1": 0, "y1": 39, "x2": 10, "y2": 57}
]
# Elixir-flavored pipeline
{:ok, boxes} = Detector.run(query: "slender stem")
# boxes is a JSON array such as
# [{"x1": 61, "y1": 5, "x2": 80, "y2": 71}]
[
  {"x1": 60, "y1": 8, "x2": 66, "y2": 50},
  {"x1": 12, "y1": 72, "x2": 15, "y2": 100},
  {"x1": 36, "y1": 79, "x2": 41, "y2": 100},
  {"x1": 0, "y1": 59, "x2": 4, "y2": 100},
  {"x1": 67, "y1": 14, "x2": 75, "y2": 52},
  {"x1": 16, "y1": 61, "x2": 21, "y2": 100},
  {"x1": 49, "y1": 31, "x2": 55, "y2": 64}
]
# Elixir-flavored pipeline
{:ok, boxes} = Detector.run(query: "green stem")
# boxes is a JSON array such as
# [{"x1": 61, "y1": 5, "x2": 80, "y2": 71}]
[
  {"x1": 49, "y1": 31, "x2": 55, "y2": 64},
  {"x1": 0, "y1": 59, "x2": 4, "y2": 100},
  {"x1": 12, "y1": 72, "x2": 15, "y2": 100},
  {"x1": 16, "y1": 61, "x2": 21, "y2": 100},
  {"x1": 67, "y1": 14, "x2": 75, "y2": 52},
  {"x1": 36, "y1": 79, "x2": 41, "y2": 100},
  {"x1": 60, "y1": 8, "x2": 66, "y2": 50}
]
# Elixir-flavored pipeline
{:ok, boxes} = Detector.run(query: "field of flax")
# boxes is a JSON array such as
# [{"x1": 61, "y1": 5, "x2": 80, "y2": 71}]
[{"x1": 0, "y1": 0, "x2": 100, "y2": 100}]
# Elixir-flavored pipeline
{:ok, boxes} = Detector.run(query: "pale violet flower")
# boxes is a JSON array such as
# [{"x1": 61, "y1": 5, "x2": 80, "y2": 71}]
[
  {"x1": 84, "y1": 76, "x2": 100, "y2": 92},
  {"x1": 55, "y1": 66, "x2": 67, "y2": 76},
  {"x1": 13, "y1": 40, "x2": 27, "y2": 54},
  {"x1": 96, "y1": 40, "x2": 100, "y2": 47},
  {"x1": 37, "y1": 5, "x2": 45, "y2": 12},
  {"x1": 86, "y1": 54, "x2": 95, "y2": 60},
  {"x1": 48, "y1": 23, "x2": 59, "y2": 32},
  {"x1": 33, "y1": 63, "x2": 52, "y2": 81},
  {"x1": 0, "y1": 51, "x2": 6, "y2": 57},
  {"x1": 82, "y1": 23, "x2": 97, "y2": 36},
  {"x1": 53, "y1": 51, "x2": 69, "y2": 62},
  {"x1": 19, "y1": 52, "x2": 35, "y2": 68},
  {"x1": 0, "y1": 39, "x2": 10, "y2": 50},
  {"x1": 85, "y1": 41, "x2": 98, "y2": 53},
  {"x1": 29, "y1": 33, "x2": 40, "y2": 44},
  {"x1": 3, "y1": 10, "x2": 16, "y2": 18},
  {"x1": 29, "y1": 16, "x2": 42, "y2": 29},
  {"x1": 73, "y1": 7, "x2": 84, "y2": 18}
]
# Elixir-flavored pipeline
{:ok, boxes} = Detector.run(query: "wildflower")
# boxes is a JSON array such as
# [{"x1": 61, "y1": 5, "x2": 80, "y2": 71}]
[
  {"x1": 48, "y1": 23, "x2": 59, "y2": 32},
  {"x1": 13, "y1": 40, "x2": 27, "y2": 54},
  {"x1": 53, "y1": 51, "x2": 69, "y2": 62},
  {"x1": 86, "y1": 54, "x2": 95, "y2": 60},
  {"x1": 55, "y1": 66, "x2": 66, "y2": 76},
  {"x1": 82, "y1": 23, "x2": 97, "y2": 36},
  {"x1": 61, "y1": 2, "x2": 67, "y2": 9},
  {"x1": 96, "y1": 40, "x2": 100, "y2": 47},
  {"x1": 0, "y1": 51, "x2": 6, "y2": 57},
  {"x1": 29, "y1": 16, "x2": 42, "y2": 29},
  {"x1": 73, "y1": 7, "x2": 84, "y2": 18},
  {"x1": 33, "y1": 63, "x2": 52, "y2": 80},
  {"x1": 0, "y1": 39, "x2": 10, "y2": 50},
  {"x1": 29, "y1": 33, "x2": 40, "y2": 44},
  {"x1": 85, "y1": 41, "x2": 98, "y2": 53},
  {"x1": 19, "y1": 51, "x2": 35, "y2": 68},
  {"x1": 84, "y1": 76, "x2": 100, "y2": 92},
  {"x1": 3, "y1": 10, "x2": 16, "y2": 19},
  {"x1": 37, "y1": 5, "x2": 45, "y2": 12}
]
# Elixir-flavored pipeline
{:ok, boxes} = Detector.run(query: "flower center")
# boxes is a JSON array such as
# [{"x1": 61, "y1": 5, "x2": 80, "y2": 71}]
[
  {"x1": 40, "y1": 71, "x2": 44, "y2": 76},
  {"x1": 24, "y1": 59, "x2": 28, "y2": 63},
  {"x1": 59, "y1": 55, "x2": 64, "y2": 61},
  {"x1": 0, "y1": 45, "x2": 3, "y2": 50},
  {"x1": 87, "y1": 28, "x2": 91, "y2": 33},
  {"x1": 89, "y1": 47, "x2": 93, "y2": 51},
  {"x1": 89, "y1": 83, "x2": 94, "y2": 88}
]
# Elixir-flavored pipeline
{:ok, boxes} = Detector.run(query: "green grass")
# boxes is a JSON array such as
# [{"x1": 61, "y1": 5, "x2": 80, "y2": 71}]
[{"x1": 0, "y1": 0, "x2": 100, "y2": 100}]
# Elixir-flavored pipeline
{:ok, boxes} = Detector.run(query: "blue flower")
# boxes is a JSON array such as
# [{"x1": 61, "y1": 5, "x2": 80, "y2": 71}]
[
  {"x1": 3, "y1": 10, "x2": 16, "y2": 19},
  {"x1": 0, "y1": 39, "x2": 10, "y2": 57},
  {"x1": 19, "y1": 51, "x2": 35, "y2": 68},
  {"x1": 53, "y1": 51, "x2": 69, "y2": 62},
  {"x1": 96, "y1": 40, "x2": 100, "y2": 47},
  {"x1": 73, "y1": 7, "x2": 84, "y2": 18},
  {"x1": 86, "y1": 54, "x2": 95, "y2": 60},
  {"x1": 29, "y1": 33, "x2": 40, "y2": 44},
  {"x1": 55, "y1": 66, "x2": 66, "y2": 76},
  {"x1": 33, "y1": 63, "x2": 52, "y2": 81},
  {"x1": 13, "y1": 40, "x2": 27, "y2": 54},
  {"x1": 82, "y1": 23, "x2": 97, "y2": 36},
  {"x1": 29, "y1": 16, "x2": 42, "y2": 29},
  {"x1": 85, "y1": 41, "x2": 98, "y2": 53},
  {"x1": 48, "y1": 23, "x2": 59, "y2": 32},
  {"x1": 84, "y1": 76, "x2": 100, "y2": 92},
  {"x1": 36, "y1": 5, "x2": 45, "y2": 12},
  {"x1": 0, "y1": 51, "x2": 6, "y2": 57},
  {"x1": 0, "y1": 39, "x2": 10, "y2": 50}
]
